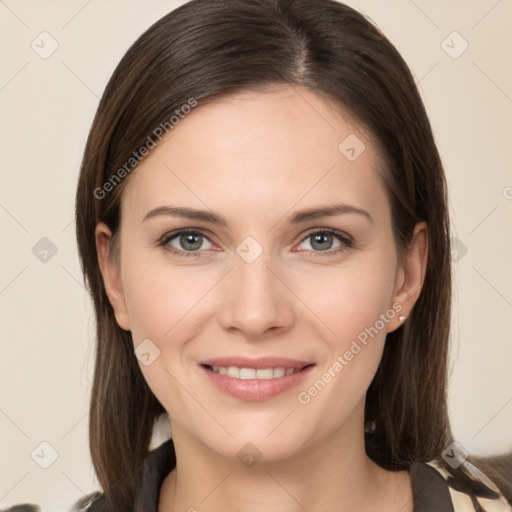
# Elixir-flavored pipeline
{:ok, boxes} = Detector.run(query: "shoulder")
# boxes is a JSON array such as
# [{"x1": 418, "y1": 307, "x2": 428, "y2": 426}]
[
  {"x1": 420, "y1": 459, "x2": 512, "y2": 511},
  {"x1": 68, "y1": 492, "x2": 105, "y2": 511},
  {"x1": 3, "y1": 439, "x2": 176, "y2": 512},
  {"x1": 0, "y1": 492, "x2": 105, "y2": 512}
]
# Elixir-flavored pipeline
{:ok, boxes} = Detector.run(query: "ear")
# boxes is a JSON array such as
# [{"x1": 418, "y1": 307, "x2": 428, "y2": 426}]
[
  {"x1": 387, "y1": 221, "x2": 428, "y2": 333},
  {"x1": 95, "y1": 222, "x2": 131, "y2": 331}
]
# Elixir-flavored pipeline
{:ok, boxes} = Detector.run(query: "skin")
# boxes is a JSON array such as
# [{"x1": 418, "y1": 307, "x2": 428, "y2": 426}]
[{"x1": 96, "y1": 85, "x2": 427, "y2": 512}]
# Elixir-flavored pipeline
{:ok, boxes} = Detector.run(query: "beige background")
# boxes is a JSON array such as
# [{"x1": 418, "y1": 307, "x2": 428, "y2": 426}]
[{"x1": 0, "y1": 0, "x2": 511, "y2": 510}]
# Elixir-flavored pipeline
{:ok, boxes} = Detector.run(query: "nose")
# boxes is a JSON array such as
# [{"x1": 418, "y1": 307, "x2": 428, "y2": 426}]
[{"x1": 217, "y1": 246, "x2": 295, "y2": 340}]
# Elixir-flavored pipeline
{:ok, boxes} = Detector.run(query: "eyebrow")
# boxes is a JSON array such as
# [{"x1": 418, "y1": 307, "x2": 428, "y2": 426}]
[{"x1": 142, "y1": 203, "x2": 374, "y2": 226}]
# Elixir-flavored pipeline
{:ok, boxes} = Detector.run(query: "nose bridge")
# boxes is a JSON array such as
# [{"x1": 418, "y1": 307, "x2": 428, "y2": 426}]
[{"x1": 217, "y1": 237, "x2": 294, "y2": 336}]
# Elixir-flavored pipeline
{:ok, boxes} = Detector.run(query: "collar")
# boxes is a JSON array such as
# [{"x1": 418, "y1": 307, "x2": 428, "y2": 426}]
[
  {"x1": 133, "y1": 439, "x2": 455, "y2": 511},
  {"x1": 133, "y1": 438, "x2": 176, "y2": 511}
]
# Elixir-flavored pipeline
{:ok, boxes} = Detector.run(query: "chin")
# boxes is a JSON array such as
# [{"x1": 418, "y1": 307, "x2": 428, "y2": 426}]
[{"x1": 207, "y1": 435, "x2": 306, "y2": 465}]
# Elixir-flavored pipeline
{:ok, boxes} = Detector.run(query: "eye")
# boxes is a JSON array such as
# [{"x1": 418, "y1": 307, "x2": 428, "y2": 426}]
[
  {"x1": 158, "y1": 227, "x2": 353, "y2": 259},
  {"x1": 159, "y1": 229, "x2": 214, "y2": 257},
  {"x1": 295, "y1": 229, "x2": 353, "y2": 255}
]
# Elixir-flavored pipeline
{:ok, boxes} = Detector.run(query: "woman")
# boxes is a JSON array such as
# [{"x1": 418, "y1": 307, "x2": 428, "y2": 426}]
[{"x1": 8, "y1": 0, "x2": 511, "y2": 511}]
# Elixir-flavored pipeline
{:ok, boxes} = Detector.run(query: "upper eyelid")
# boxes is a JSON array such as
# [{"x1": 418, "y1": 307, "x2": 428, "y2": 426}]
[{"x1": 161, "y1": 228, "x2": 216, "y2": 245}]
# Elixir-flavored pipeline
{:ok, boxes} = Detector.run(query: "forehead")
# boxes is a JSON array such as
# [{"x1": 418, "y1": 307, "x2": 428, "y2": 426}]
[{"x1": 121, "y1": 85, "x2": 389, "y2": 226}]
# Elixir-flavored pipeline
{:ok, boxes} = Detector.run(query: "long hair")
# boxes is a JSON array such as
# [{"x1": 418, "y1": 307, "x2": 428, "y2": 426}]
[{"x1": 74, "y1": 0, "x2": 510, "y2": 509}]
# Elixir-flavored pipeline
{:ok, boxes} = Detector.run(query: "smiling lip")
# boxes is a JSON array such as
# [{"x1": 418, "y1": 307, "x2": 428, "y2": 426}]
[{"x1": 199, "y1": 357, "x2": 316, "y2": 401}]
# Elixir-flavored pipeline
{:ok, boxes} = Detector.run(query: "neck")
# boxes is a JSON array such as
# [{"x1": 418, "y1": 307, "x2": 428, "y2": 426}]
[{"x1": 159, "y1": 402, "x2": 412, "y2": 512}]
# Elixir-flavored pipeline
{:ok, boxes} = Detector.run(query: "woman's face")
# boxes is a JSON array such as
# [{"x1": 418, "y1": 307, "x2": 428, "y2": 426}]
[{"x1": 96, "y1": 85, "x2": 425, "y2": 462}]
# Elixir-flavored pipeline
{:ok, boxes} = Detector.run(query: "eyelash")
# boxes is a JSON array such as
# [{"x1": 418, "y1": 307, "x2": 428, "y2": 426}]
[{"x1": 157, "y1": 228, "x2": 354, "y2": 259}]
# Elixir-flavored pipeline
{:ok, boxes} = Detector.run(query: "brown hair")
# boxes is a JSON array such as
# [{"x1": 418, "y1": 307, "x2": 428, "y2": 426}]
[{"x1": 74, "y1": 0, "x2": 511, "y2": 509}]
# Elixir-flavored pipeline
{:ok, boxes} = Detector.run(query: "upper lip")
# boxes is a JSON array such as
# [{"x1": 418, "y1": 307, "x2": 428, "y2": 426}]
[{"x1": 200, "y1": 357, "x2": 315, "y2": 370}]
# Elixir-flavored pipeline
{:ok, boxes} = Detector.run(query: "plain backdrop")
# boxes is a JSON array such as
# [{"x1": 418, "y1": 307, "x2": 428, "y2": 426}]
[{"x1": 0, "y1": 0, "x2": 511, "y2": 509}]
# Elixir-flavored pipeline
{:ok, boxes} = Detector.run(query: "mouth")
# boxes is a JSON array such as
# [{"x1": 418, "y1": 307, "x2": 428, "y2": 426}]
[{"x1": 199, "y1": 357, "x2": 316, "y2": 401}]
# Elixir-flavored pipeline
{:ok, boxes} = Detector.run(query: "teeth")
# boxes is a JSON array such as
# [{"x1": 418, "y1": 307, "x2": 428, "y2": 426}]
[
  {"x1": 256, "y1": 368, "x2": 274, "y2": 379},
  {"x1": 227, "y1": 366, "x2": 240, "y2": 378},
  {"x1": 240, "y1": 368, "x2": 256, "y2": 380},
  {"x1": 209, "y1": 365, "x2": 300, "y2": 379},
  {"x1": 273, "y1": 367, "x2": 285, "y2": 378}
]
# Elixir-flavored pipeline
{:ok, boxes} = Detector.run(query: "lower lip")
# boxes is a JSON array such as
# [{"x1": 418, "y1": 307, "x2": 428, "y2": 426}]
[{"x1": 200, "y1": 365, "x2": 315, "y2": 401}]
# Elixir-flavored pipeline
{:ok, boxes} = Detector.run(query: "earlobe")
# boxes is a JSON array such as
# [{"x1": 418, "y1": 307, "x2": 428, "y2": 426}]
[
  {"x1": 95, "y1": 222, "x2": 131, "y2": 331},
  {"x1": 388, "y1": 222, "x2": 428, "y2": 333}
]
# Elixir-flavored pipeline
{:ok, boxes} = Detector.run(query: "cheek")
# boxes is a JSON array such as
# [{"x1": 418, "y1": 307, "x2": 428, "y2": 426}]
[
  {"x1": 293, "y1": 255, "x2": 398, "y2": 407},
  {"x1": 295, "y1": 288, "x2": 394, "y2": 433},
  {"x1": 121, "y1": 260, "x2": 208, "y2": 427},
  {"x1": 121, "y1": 252, "x2": 212, "y2": 343},
  {"x1": 119, "y1": 254, "x2": 217, "y2": 413},
  {"x1": 296, "y1": 254, "x2": 398, "y2": 346}
]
